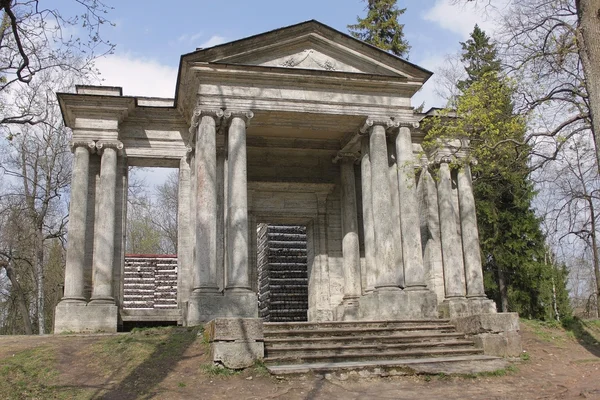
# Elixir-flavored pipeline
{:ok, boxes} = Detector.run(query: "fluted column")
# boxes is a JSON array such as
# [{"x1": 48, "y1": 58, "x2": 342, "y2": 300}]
[
  {"x1": 396, "y1": 125, "x2": 427, "y2": 290},
  {"x1": 193, "y1": 109, "x2": 223, "y2": 294},
  {"x1": 61, "y1": 140, "x2": 95, "y2": 303},
  {"x1": 339, "y1": 154, "x2": 362, "y2": 303},
  {"x1": 90, "y1": 140, "x2": 123, "y2": 304},
  {"x1": 360, "y1": 137, "x2": 376, "y2": 293},
  {"x1": 437, "y1": 159, "x2": 466, "y2": 299},
  {"x1": 457, "y1": 163, "x2": 487, "y2": 298},
  {"x1": 225, "y1": 110, "x2": 254, "y2": 292},
  {"x1": 366, "y1": 119, "x2": 399, "y2": 291}
]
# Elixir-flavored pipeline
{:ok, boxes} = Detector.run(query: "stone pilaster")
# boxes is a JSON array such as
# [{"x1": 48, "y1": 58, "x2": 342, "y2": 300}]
[
  {"x1": 360, "y1": 137, "x2": 376, "y2": 293},
  {"x1": 61, "y1": 140, "x2": 96, "y2": 303},
  {"x1": 337, "y1": 153, "x2": 361, "y2": 320},
  {"x1": 396, "y1": 125, "x2": 427, "y2": 291},
  {"x1": 90, "y1": 140, "x2": 123, "y2": 305},
  {"x1": 437, "y1": 158, "x2": 467, "y2": 301}
]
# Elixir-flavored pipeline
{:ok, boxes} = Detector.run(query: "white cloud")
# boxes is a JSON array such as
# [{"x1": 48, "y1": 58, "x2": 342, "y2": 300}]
[
  {"x1": 423, "y1": 0, "x2": 504, "y2": 39},
  {"x1": 94, "y1": 53, "x2": 178, "y2": 98},
  {"x1": 177, "y1": 32, "x2": 203, "y2": 43},
  {"x1": 198, "y1": 35, "x2": 227, "y2": 49}
]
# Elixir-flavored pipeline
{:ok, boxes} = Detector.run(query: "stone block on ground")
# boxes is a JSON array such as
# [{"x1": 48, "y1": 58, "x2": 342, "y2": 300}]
[
  {"x1": 54, "y1": 302, "x2": 118, "y2": 333},
  {"x1": 205, "y1": 317, "x2": 264, "y2": 369},
  {"x1": 451, "y1": 313, "x2": 521, "y2": 358}
]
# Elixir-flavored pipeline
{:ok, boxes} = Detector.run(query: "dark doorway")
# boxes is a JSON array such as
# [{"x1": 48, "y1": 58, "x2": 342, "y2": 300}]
[{"x1": 257, "y1": 224, "x2": 308, "y2": 322}]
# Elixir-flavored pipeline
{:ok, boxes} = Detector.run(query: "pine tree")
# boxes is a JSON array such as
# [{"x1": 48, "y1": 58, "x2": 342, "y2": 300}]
[
  {"x1": 348, "y1": 0, "x2": 410, "y2": 58},
  {"x1": 424, "y1": 26, "x2": 571, "y2": 320}
]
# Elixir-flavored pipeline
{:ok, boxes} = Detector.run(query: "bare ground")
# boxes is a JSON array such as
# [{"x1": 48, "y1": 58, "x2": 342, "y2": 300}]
[{"x1": 0, "y1": 319, "x2": 599, "y2": 400}]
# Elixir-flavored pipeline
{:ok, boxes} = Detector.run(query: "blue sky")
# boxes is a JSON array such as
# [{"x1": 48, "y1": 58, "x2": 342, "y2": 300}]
[{"x1": 84, "y1": 0, "x2": 498, "y2": 109}]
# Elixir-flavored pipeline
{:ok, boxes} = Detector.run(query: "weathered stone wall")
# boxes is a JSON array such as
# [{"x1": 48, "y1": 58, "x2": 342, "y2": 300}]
[{"x1": 123, "y1": 256, "x2": 178, "y2": 309}]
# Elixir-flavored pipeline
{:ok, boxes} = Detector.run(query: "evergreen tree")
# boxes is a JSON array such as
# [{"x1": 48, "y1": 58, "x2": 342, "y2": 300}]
[
  {"x1": 348, "y1": 0, "x2": 410, "y2": 58},
  {"x1": 424, "y1": 26, "x2": 571, "y2": 320}
]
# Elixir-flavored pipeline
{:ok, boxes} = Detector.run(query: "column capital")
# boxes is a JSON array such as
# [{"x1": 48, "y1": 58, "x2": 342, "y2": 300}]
[
  {"x1": 189, "y1": 107, "x2": 224, "y2": 134},
  {"x1": 70, "y1": 140, "x2": 96, "y2": 154},
  {"x1": 95, "y1": 140, "x2": 124, "y2": 155},
  {"x1": 332, "y1": 151, "x2": 360, "y2": 164},
  {"x1": 397, "y1": 121, "x2": 420, "y2": 129},
  {"x1": 359, "y1": 117, "x2": 398, "y2": 134},
  {"x1": 224, "y1": 110, "x2": 254, "y2": 124}
]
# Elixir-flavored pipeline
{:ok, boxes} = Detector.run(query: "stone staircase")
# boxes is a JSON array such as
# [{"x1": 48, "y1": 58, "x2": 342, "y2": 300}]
[
  {"x1": 258, "y1": 225, "x2": 308, "y2": 322},
  {"x1": 263, "y1": 319, "x2": 508, "y2": 375}
]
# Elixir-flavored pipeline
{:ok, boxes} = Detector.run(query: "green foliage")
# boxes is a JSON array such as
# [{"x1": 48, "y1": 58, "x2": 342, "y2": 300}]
[
  {"x1": 348, "y1": 0, "x2": 410, "y2": 57},
  {"x1": 201, "y1": 364, "x2": 239, "y2": 376},
  {"x1": 424, "y1": 26, "x2": 571, "y2": 320}
]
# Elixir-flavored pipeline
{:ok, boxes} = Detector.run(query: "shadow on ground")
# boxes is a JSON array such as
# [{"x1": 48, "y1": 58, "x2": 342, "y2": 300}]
[
  {"x1": 97, "y1": 327, "x2": 201, "y2": 400},
  {"x1": 563, "y1": 318, "x2": 600, "y2": 358}
]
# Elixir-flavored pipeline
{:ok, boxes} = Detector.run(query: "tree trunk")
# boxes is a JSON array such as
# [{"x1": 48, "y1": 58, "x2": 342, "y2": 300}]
[
  {"x1": 497, "y1": 263, "x2": 509, "y2": 312},
  {"x1": 35, "y1": 229, "x2": 45, "y2": 334},
  {"x1": 1, "y1": 260, "x2": 33, "y2": 335},
  {"x1": 576, "y1": 0, "x2": 600, "y2": 175},
  {"x1": 587, "y1": 196, "x2": 600, "y2": 318}
]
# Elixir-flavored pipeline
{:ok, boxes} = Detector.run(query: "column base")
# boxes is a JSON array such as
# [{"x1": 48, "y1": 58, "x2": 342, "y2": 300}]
[
  {"x1": 307, "y1": 308, "x2": 334, "y2": 322},
  {"x1": 186, "y1": 291, "x2": 258, "y2": 326},
  {"x1": 335, "y1": 298, "x2": 360, "y2": 321},
  {"x1": 358, "y1": 288, "x2": 438, "y2": 320},
  {"x1": 54, "y1": 301, "x2": 118, "y2": 333},
  {"x1": 439, "y1": 297, "x2": 497, "y2": 318}
]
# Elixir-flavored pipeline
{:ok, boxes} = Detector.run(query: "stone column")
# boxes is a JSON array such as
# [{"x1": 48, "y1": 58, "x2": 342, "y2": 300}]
[
  {"x1": 338, "y1": 155, "x2": 361, "y2": 318},
  {"x1": 225, "y1": 111, "x2": 254, "y2": 292},
  {"x1": 61, "y1": 140, "x2": 95, "y2": 303},
  {"x1": 387, "y1": 135, "x2": 405, "y2": 288},
  {"x1": 437, "y1": 159, "x2": 466, "y2": 299},
  {"x1": 177, "y1": 150, "x2": 193, "y2": 306},
  {"x1": 360, "y1": 137, "x2": 376, "y2": 293},
  {"x1": 216, "y1": 144, "x2": 227, "y2": 292},
  {"x1": 193, "y1": 110, "x2": 222, "y2": 294},
  {"x1": 90, "y1": 140, "x2": 123, "y2": 304},
  {"x1": 457, "y1": 163, "x2": 487, "y2": 298},
  {"x1": 368, "y1": 120, "x2": 399, "y2": 291},
  {"x1": 396, "y1": 126, "x2": 427, "y2": 290}
]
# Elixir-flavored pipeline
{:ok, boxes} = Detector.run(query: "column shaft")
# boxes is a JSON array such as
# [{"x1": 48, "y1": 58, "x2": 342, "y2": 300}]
[
  {"x1": 437, "y1": 161, "x2": 466, "y2": 298},
  {"x1": 62, "y1": 142, "x2": 93, "y2": 302},
  {"x1": 340, "y1": 159, "x2": 361, "y2": 301},
  {"x1": 226, "y1": 115, "x2": 251, "y2": 291},
  {"x1": 216, "y1": 147, "x2": 226, "y2": 291},
  {"x1": 177, "y1": 154, "x2": 193, "y2": 305},
  {"x1": 396, "y1": 127, "x2": 426, "y2": 290},
  {"x1": 194, "y1": 114, "x2": 219, "y2": 292},
  {"x1": 360, "y1": 137, "x2": 376, "y2": 292},
  {"x1": 457, "y1": 165, "x2": 486, "y2": 297},
  {"x1": 387, "y1": 137, "x2": 404, "y2": 288},
  {"x1": 91, "y1": 143, "x2": 120, "y2": 303},
  {"x1": 369, "y1": 124, "x2": 398, "y2": 290}
]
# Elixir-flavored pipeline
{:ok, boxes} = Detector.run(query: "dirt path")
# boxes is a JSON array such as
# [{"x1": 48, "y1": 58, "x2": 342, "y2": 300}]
[{"x1": 1, "y1": 320, "x2": 599, "y2": 400}]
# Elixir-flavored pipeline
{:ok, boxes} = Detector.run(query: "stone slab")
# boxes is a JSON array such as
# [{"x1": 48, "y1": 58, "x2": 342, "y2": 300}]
[
  {"x1": 211, "y1": 341, "x2": 265, "y2": 369},
  {"x1": 451, "y1": 312, "x2": 520, "y2": 334},
  {"x1": 54, "y1": 302, "x2": 118, "y2": 333},
  {"x1": 473, "y1": 332, "x2": 522, "y2": 357},
  {"x1": 204, "y1": 318, "x2": 264, "y2": 342},
  {"x1": 357, "y1": 289, "x2": 438, "y2": 320},
  {"x1": 187, "y1": 292, "x2": 259, "y2": 326}
]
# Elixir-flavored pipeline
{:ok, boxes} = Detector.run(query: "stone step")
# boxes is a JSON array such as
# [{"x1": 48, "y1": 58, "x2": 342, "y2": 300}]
[
  {"x1": 265, "y1": 332, "x2": 466, "y2": 348},
  {"x1": 265, "y1": 319, "x2": 451, "y2": 331},
  {"x1": 265, "y1": 340, "x2": 476, "y2": 358},
  {"x1": 266, "y1": 355, "x2": 508, "y2": 376},
  {"x1": 264, "y1": 347, "x2": 483, "y2": 364}
]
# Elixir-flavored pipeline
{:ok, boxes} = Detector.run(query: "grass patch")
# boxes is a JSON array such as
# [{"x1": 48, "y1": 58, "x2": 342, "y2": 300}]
[
  {"x1": 252, "y1": 359, "x2": 270, "y2": 376},
  {"x1": 201, "y1": 364, "x2": 240, "y2": 377},
  {"x1": 0, "y1": 346, "x2": 82, "y2": 400}
]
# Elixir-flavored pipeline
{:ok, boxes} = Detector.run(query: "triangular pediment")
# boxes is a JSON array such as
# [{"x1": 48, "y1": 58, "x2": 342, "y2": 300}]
[{"x1": 181, "y1": 20, "x2": 432, "y2": 81}]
